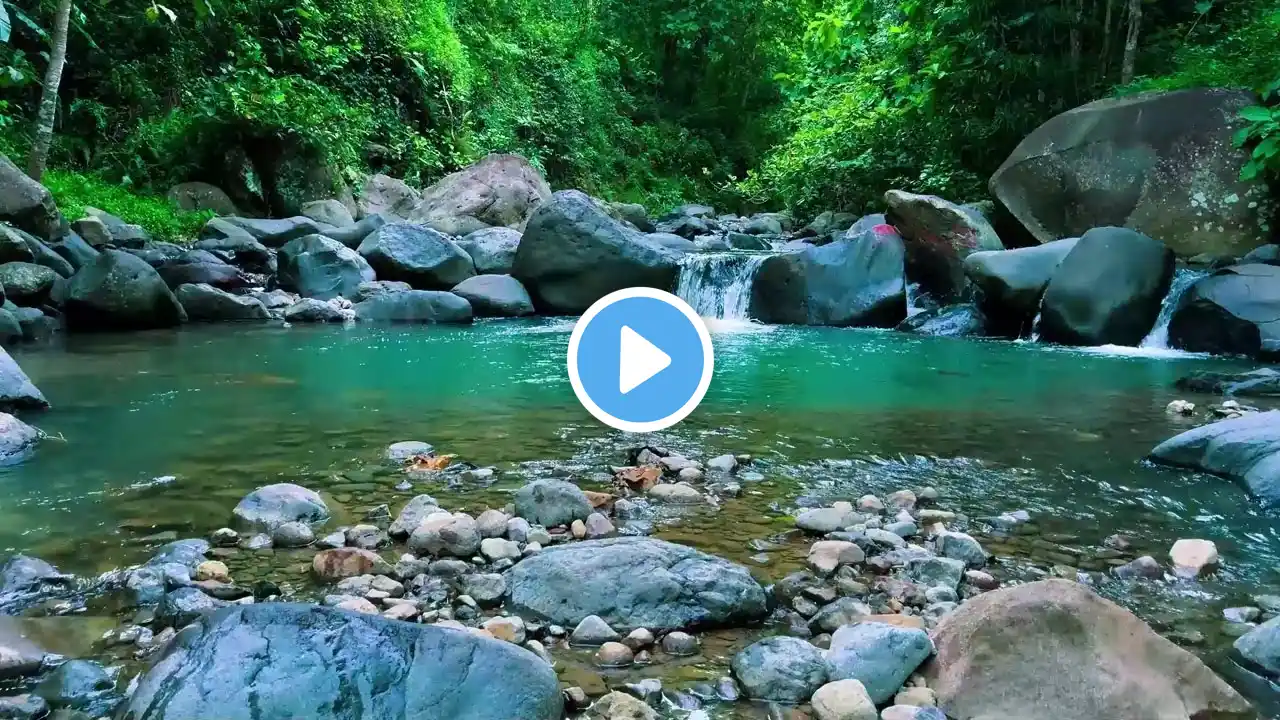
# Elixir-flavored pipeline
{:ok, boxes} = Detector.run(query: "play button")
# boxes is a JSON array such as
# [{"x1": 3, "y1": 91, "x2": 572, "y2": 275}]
[{"x1": 568, "y1": 288, "x2": 714, "y2": 432}]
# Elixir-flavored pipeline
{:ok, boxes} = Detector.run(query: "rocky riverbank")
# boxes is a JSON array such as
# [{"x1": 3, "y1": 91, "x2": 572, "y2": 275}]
[{"x1": 1, "y1": 433, "x2": 1278, "y2": 719}]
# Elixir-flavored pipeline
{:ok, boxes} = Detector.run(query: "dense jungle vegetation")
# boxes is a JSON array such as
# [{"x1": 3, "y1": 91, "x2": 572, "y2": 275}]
[{"x1": 0, "y1": 0, "x2": 1278, "y2": 235}]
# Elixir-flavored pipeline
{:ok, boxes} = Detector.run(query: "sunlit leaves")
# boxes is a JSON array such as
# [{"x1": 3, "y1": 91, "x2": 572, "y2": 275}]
[{"x1": 0, "y1": 1, "x2": 10, "y2": 44}]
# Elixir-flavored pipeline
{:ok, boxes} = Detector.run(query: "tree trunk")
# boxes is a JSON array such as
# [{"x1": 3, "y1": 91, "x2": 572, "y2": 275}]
[
  {"x1": 27, "y1": 0, "x2": 73, "y2": 182},
  {"x1": 1100, "y1": 0, "x2": 1114, "y2": 80},
  {"x1": 1121, "y1": 0, "x2": 1141, "y2": 85}
]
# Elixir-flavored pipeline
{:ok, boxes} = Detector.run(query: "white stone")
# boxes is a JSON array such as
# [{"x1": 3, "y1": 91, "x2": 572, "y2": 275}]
[
  {"x1": 808, "y1": 541, "x2": 865, "y2": 576},
  {"x1": 480, "y1": 537, "x2": 521, "y2": 562},
  {"x1": 483, "y1": 616, "x2": 527, "y2": 644},
  {"x1": 811, "y1": 679, "x2": 878, "y2": 720},
  {"x1": 1170, "y1": 538, "x2": 1219, "y2": 577},
  {"x1": 649, "y1": 482, "x2": 704, "y2": 504}
]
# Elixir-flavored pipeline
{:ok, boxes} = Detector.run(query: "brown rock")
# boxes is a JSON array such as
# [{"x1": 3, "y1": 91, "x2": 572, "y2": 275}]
[
  {"x1": 311, "y1": 548, "x2": 390, "y2": 581},
  {"x1": 859, "y1": 614, "x2": 925, "y2": 630},
  {"x1": 616, "y1": 465, "x2": 662, "y2": 492},
  {"x1": 925, "y1": 579, "x2": 1251, "y2": 719},
  {"x1": 584, "y1": 491, "x2": 615, "y2": 510}
]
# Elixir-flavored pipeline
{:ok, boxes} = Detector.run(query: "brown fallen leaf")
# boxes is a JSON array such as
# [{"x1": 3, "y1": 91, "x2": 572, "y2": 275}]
[
  {"x1": 615, "y1": 465, "x2": 661, "y2": 491},
  {"x1": 406, "y1": 454, "x2": 455, "y2": 472}
]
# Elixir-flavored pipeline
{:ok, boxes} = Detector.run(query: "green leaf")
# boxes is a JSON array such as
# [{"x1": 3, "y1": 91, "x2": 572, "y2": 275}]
[
  {"x1": 1258, "y1": 135, "x2": 1280, "y2": 159},
  {"x1": 1239, "y1": 106, "x2": 1274, "y2": 123},
  {"x1": 1194, "y1": 0, "x2": 1212, "y2": 14},
  {"x1": 1233, "y1": 127, "x2": 1252, "y2": 146},
  {"x1": 1241, "y1": 162, "x2": 1260, "y2": 181},
  {"x1": 0, "y1": 1, "x2": 10, "y2": 44}
]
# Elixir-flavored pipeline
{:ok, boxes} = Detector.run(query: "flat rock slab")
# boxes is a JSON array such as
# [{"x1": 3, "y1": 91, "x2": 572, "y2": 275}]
[
  {"x1": 1176, "y1": 368, "x2": 1280, "y2": 397},
  {"x1": 119, "y1": 603, "x2": 563, "y2": 720},
  {"x1": 505, "y1": 537, "x2": 768, "y2": 632},
  {"x1": 1148, "y1": 411, "x2": 1280, "y2": 506}
]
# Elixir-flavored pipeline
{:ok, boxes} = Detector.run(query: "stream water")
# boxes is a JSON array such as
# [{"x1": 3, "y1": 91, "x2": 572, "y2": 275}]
[{"x1": 5, "y1": 318, "x2": 1280, "y2": 715}]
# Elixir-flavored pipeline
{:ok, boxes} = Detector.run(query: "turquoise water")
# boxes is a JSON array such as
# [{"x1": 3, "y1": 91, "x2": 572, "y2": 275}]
[{"x1": 7, "y1": 319, "x2": 1280, "y2": 715}]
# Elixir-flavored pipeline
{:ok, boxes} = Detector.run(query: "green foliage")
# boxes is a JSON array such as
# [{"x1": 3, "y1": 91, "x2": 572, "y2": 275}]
[
  {"x1": 42, "y1": 171, "x2": 214, "y2": 241},
  {"x1": 1236, "y1": 79, "x2": 1280, "y2": 182}
]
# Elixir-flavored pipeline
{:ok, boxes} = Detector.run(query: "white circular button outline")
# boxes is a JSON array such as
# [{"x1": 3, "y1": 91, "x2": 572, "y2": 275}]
[{"x1": 567, "y1": 287, "x2": 715, "y2": 433}]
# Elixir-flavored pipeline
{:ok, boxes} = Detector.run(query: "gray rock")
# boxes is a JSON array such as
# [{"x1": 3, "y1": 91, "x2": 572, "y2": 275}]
[
  {"x1": 512, "y1": 190, "x2": 681, "y2": 314},
  {"x1": 409, "y1": 154, "x2": 551, "y2": 235},
  {"x1": 119, "y1": 603, "x2": 564, "y2": 719},
  {"x1": 660, "y1": 631, "x2": 699, "y2": 656},
  {"x1": 352, "y1": 290, "x2": 473, "y2": 324},
  {"x1": 0, "y1": 413, "x2": 41, "y2": 466},
  {"x1": 388, "y1": 495, "x2": 440, "y2": 538},
  {"x1": 0, "y1": 156, "x2": 59, "y2": 240},
  {"x1": 514, "y1": 480, "x2": 592, "y2": 527},
  {"x1": 357, "y1": 223, "x2": 475, "y2": 289},
  {"x1": 278, "y1": 234, "x2": 375, "y2": 300},
  {"x1": 750, "y1": 226, "x2": 906, "y2": 327},
  {"x1": 505, "y1": 537, "x2": 769, "y2": 632},
  {"x1": 826, "y1": 622, "x2": 934, "y2": 703},
  {"x1": 570, "y1": 615, "x2": 620, "y2": 646},
  {"x1": 475, "y1": 509, "x2": 509, "y2": 539},
  {"x1": 358, "y1": 175, "x2": 419, "y2": 221},
  {"x1": 223, "y1": 216, "x2": 331, "y2": 248},
  {"x1": 194, "y1": 221, "x2": 276, "y2": 274},
  {"x1": 1039, "y1": 227, "x2": 1174, "y2": 346},
  {"x1": 271, "y1": 521, "x2": 315, "y2": 548},
  {"x1": 0, "y1": 347, "x2": 48, "y2": 410},
  {"x1": 33, "y1": 659, "x2": 118, "y2": 716},
  {"x1": 809, "y1": 597, "x2": 873, "y2": 634},
  {"x1": 451, "y1": 274, "x2": 534, "y2": 317},
  {"x1": 885, "y1": 190, "x2": 1003, "y2": 302},
  {"x1": 385, "y1": 441, "x2": 433, "y2": 463},
  {"x1": 408, "y1": 513, "x2": 481, "y2": 557},
  {"x1": 1149, "y1": 411, "x2": 1280, "y2": 505},
  {"x1": 64, "y1": 250, "x2": 186, "y2": 330},
  {"x1": 644, "y1": 232, "x2": 696, "y2": 252},
  {"x1": 344, "y1": 525, "x2": 389, "y2": 551},
  {"x1": 324, "y1": 214, "x2": 388, "y2": 249},
  {"x1": 157, "y1": 251, "x2": 248, "y2": 291},
  {"x1": 905, "y1": 556, "x2": 965, "y2": 590},
  {"x1": 963, "y1": 238, "x2": 1079, "y2": 333},
  {"x1": 456, "y1": 227, "x2": 521, "y2": 275},
  {"x1": 1235, "y1": 615, "x2": 1280, "y2": 676},
  {"x1": 730, "y1": 636, "x2": 827, "y2": 702},
  {"x1": 935, "y1": 531, "x2": 988, "y2": 568},
  {"x1": 0, "y1": 694, "x2": 47, "y2": 719},
  {"x1": 176, "y1": 283, "x2": 271, "y2": 322},
  {"x1": 47, "y1": 232, "x2": 99, "y2": 273},
  {"x1": 157, "y1": 586, "x2": 228, "y2": 627},
  {"x1": 283, "y1": 298, "x2": 347, "y2": 323},
  {"x1": 1113, "y1": 555, "x2": 1162, "y2": 580},
  {"x1": 796, "y1": 508, "x2": 851, "y2": 534},
  {"x1": 302, "y1": 199, "x2": 355, "y2": 229},
  {"x1": 232, "y1": 483, "x2": 329, "y2": 531},
  {"x1": 463, "y1": 573, "x2": 506, "y2": 607},
  {"x1": 254, "y1": 290, "x2": 299, "y2": 310},
  {"x1": 1170, "y1": 264, "x2": 1280, "y2": 359}
]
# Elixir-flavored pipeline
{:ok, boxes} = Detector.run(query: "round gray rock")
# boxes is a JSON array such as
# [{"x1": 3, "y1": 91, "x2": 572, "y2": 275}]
[
  {"x1": 730, "y1": 636, "x2": 827, "y2": 702},
  {"x1": 232, "y1": 483, "x2": 329, "y2": 531},
  {"x1": 825, "y1": 622, "x2": 934, "y2": 704},
  {"x1": 513, "y1": 480, "x2": 592, "y2": 528}
]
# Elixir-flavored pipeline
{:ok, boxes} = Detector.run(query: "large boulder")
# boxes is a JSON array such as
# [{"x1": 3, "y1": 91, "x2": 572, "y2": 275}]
[
  {"x1": 223, "y1": 217, "x2": 330, "y2": 248},
  {"x1": 0, "y1": 556, "x2": 70, "y2": 613},
  {"x1": 176, "y1": 284, "x2": 271, "y2": 322},
  {"x1": 410, "y1": 154, "x2": 552, "y2": 235},
  {"x1": 456, "y1": 227, "x2": 521, "y2": 274},
  {"x1": 0, "y1": 263, "x2": 56, "y2": 306},
  {"x1": 749, "y1": 226, "x2": 906, "y2": 327},
  {"x1": 504, "y1": 537, "x2": 769, "y2": 632},
  {"x1": 357, "y1": 223, "x2": 475, "y2": 289},
  {"x1": 513, "y1": 480, "x2": 592, "y2": 527},
  {"x1": 127, "y1": 240, "x2": 186, "y2": 268},
  {"x1": 1169, "y1": 264, "x2": 1280, "y2": 358},
  {"x1": 1176, "y1": 367, "x2": 1280, "y2": 397},
  {"x1": 323, "y1": 214, "x2": 387, "y2": 249},
  {"x1": 167, "y1": 182, "x2": 239, "y2": 215},
  {"x1": 990, "y1": 88, "x2": 1276, "y2": 258},
  {"x1": 278, "y1": 234, "x2": 375, "y2": 300},
  {"x1": 963, "y1": 238, "x2": 1079, "y2": 334},
  {"x1": 64, "y1": 250, "x2": 186, "y2": 330},
  {"x1": 1235, "y1": 616, "x2": 1280, "y2": 678},
  {"x1": 0, "y1": 348, "x2": 47, "y2": 410},
  {"x1": 825, "y1": 622, "x2": 933, "y2": 704},
  {"x1": 451, "y1": 275, "x2": 534, "y2": 317},
  {"x1": 119, "y1": 603, "x2": 564, "y2": 720},
  {"x1": 0, "y1": 413, "x2": 41, "y2": 466},
  {"x1": 1038, "y1": 227, "x2": 1174, "y2": 346},
  {"x1": 0, "y1": 156, "x2": 59, "y2": 241},
  {"x1": 232, "y1": 483, "x2": 329, "y2": 531},
  {"x1": 602, "y1": 201, "x2": 653, "y2": 232},
  {"x1": 301, "y1": 199, "x2": 354, "y2": 229},
  {"x1": 924, "y1": 579, "x2": 1250, "y2": 719},
  {"x1": 885, "y1": 190, "x2": 1003, "y2": 302},
  {"x1": 47, "y1": 232, "x2": 99, "y2": 273},
  {"x1": 357, "y1": 175, "x2": 420, "y2": 220},
  {"x1": 1149, "y1": 411, "x2": 1280, "y2": 505},
  {"x1": 157, "y1": 250, "x2": 250, "y2": 291},
  {"x1": 0, "y1": 224, "x2": 35, "y2": 265},
  {"x1": 512, "y1": 191, "x2": 681, "y2": 314},
  {"x1": 352, "y1": 290, "x2": 473, "y2": 324}
]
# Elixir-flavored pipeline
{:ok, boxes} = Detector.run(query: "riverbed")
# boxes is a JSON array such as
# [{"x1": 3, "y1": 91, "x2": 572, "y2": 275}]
[{"x1": 6, "y1": 319, "x2": 1280, "y2": 715}]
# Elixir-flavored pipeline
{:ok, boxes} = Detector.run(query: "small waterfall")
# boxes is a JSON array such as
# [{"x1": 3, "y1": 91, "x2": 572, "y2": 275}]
[
  {"x1": 1139, "y1": 268, "x2": 1209, "y2": 349},
  {"x1": 675, "y1": 253, "x2": 768, "y2": 320},
  {"x1": 905, "y1": 283, "x2": 927, "y2": 318},
  {"x1": 1029, "y1": 310, "x2": 1043, "y2": 342}
]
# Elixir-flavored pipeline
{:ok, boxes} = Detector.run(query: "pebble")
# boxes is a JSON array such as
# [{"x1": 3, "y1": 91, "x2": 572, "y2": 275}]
[
  {"x1": 661, "y1": 631, "x2": 699, "y2": 656},
  {"x1": 707, "y1": 454, "x2": 737, "y2": 472},
  {"x1": 1113, "y1": 555, "x2": 1162, "y2": 580},
  {"x1": 272, "y1": 521, "x2": 314, "y2": 548},
  {"x1": 1166, "y1": 399, "x2": 1196, "y2": 415},
  {"x1": 739, "y1": 471, "x2": 764, "y2": 482},
  {"x1": 526, "y1": 526, "x2": 552, "y2": 545},
  {"x1": 382, "y1": 603, "x2": 419, "y2": 621},
  {"x1": 210, "y1": 528, "x2": 239, "y2": 547},
  {"x1": 563, "y1": 686, "x2": 588, "y2": 709},
  {"x1": 317, "y1": 531, "x2": 346, "y2": 549},
  {"x1": 526, "y1": 639, "x2": 554, "y2": 665},
  {"x1": 810, "y1": 679, "x2": 878, "y2": 720},
  {"x1": 483, "y1": 616, "x2": 527, "y2": 644},
  {"x1": 480, "y1": 538, "x2": 521, "y2": 562},
  {"x1": 649, "y1": 482, "x2": 705, "y2": 503},
  {"x1": 894, "y1": 687, "x2": 936, "y2": 706},
  {"x1": 596, "y1": 641, "x2": 635, "y2": 667},
  {"x1": 476, "y1": 509, "x2": 509, "y2": 538},
  {"x1": 570, "y1": 519, "x2": 587, "y2": 539},
  {"x1": 1224, "y1": 607, "x2": 1262, "y2": 624},
  {"x1": 571, "y1": 615, "x2": 620, "y2": 645},
  {"x1": 584, "y1": 512, "x2": 615, "y2": 539},
  {"x1": 678, "y1": 467, "x2": 704, "y2": 482},
  {"x1": 336, "y1": 597, "x2": 379, "y2": 614},
  {"x1": 345, "y1": 524, "x2": 388, "y2": 550},
  {"x1": 858, "y1": 495, "x2": 885, "y2": 512},
  {"x1": 506, "y1": 517, "x2": 531, "y2": 543},
  {"x1": 1170, "y1": 539, "x2": 1218, "y2": 577},
  {"x1": 194, "y1": 560, "x2": 230, "y2": 583},
  {"x1": 624, "y1": 628, "x2": 655, "y2": 650},
  {"x1": 808, "y1": 541, "x2": 865, "y2": 576},
  {"x1": 625, "y1": 678, "x2": 664, "y2": 704}
]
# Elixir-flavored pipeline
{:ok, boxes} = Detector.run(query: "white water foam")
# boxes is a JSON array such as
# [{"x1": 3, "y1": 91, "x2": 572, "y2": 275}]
[
  {"x1": 1139, "y1": 267, "x2": 1210, "y2": 349},
  {"x1": 675, "y1": 252, "x2": 769, "y2": 321}
]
